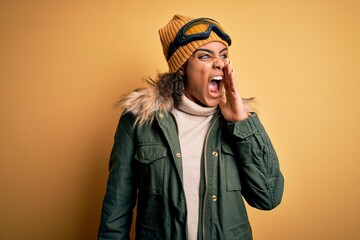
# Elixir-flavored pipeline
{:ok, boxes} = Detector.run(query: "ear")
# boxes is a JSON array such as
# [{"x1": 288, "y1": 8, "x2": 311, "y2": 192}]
[
  {"x1": 178, "y1": 66, "x2": 185, "y2": 76},
  {"x1": 177, "y1": 60, "x2": 188, "y2": 76}
]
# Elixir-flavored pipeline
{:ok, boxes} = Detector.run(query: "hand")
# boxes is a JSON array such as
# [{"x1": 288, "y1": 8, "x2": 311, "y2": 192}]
[{"x1": 219, "y1": 59, "x2": 249, "y2": 122}]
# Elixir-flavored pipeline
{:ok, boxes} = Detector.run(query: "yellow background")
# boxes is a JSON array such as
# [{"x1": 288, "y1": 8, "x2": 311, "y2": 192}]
[{"x1": 1, "y1": 0, "x2": 359, "y2": 239}]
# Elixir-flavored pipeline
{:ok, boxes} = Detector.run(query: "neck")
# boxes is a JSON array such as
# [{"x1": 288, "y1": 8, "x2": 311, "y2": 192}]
[{"x1": 178, "y1": 95, "x2": 216, "y2": 116}]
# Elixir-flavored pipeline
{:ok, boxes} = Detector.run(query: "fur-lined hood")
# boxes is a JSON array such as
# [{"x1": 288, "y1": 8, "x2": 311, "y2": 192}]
[
  {"x1": 118, "y1": 83, "x2": 173, "y2": 125},
  {"x1": 117, "y1": 73, "x2": 254, "y2": 125},
  {"x1": 117, "y1": 73, "x2": 182, "y2": 125}
]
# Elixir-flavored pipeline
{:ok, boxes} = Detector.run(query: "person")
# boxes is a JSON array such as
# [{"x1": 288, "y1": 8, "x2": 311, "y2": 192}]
[{"x1": 98, "y1": 14, "x2": 284, "y2": 240}]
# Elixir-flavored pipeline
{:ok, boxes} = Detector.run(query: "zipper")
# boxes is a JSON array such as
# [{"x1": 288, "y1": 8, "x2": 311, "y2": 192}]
[{"x1": 202, "y1": 115, "x2": 219, "y2": 240}]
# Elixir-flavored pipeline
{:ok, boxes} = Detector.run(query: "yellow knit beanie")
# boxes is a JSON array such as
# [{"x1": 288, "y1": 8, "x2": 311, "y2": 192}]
[{"x1": 158, "y1": 14, "x2": 230, "y2": 73}]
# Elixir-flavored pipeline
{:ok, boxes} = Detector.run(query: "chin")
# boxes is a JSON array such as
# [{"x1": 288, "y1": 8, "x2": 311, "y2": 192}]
[
  {"x1": 193, "y1": 96, "x2": 219, "y2": 108},
  {"x1": 203, "y1": 99, "x2": 220, "y2": 108}
]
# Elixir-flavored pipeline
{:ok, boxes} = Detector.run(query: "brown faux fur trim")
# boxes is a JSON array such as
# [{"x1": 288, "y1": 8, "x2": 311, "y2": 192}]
[{"x1": 116, "y1": 73, "x2": 183, "y2": 125}]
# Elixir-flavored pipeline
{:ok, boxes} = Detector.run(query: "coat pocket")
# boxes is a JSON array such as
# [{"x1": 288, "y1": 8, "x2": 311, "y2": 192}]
[
  {"x1": 134, "y1": 143, "x2": 167, "y2": 195},
  {"x1": 222, "y1": 143, "x2": 242, "y2": 191},
  {"x1": 227, "y1": 221, "x2": 252, "y2": 240}
]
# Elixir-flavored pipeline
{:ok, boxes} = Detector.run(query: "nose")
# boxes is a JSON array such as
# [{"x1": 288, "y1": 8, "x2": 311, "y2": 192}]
[{"x1": 213, "y1": 57, "x2": 226, "y2": 70}]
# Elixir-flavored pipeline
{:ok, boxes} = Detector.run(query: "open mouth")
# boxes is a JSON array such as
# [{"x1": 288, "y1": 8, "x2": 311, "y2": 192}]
[{"x1": 209, "y1": 76, "x2": 223, "y2": 93}]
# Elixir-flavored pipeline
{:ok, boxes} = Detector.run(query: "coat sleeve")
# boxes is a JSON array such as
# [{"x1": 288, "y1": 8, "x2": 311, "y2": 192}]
[
  {"x1": 98, "y1": 112, "x2": 138, "y2": 240},
  {"x1": 227, "y1": 113, "x2": 284, "y2": 210}
]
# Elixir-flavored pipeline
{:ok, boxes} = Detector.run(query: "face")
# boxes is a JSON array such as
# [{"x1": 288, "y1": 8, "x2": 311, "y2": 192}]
[{"x1": 182, "y1": 41, "x2": 228, "y2": 107}]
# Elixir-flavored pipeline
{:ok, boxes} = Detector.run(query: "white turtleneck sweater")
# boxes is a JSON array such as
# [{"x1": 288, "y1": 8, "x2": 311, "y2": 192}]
[{"x1": 171, "y1": 96, "x2": 216, "y2": 240}]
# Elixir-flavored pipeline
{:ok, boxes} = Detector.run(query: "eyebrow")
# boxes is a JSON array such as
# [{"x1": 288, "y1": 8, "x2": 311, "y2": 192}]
[{"x1": 194, "y1": 47, "x2": 228, "y2": 54}]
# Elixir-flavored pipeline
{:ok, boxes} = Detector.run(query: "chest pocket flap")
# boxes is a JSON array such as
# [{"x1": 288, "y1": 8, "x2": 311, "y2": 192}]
[{"x1": 135, "y1": 144, "x2": 167, "y2": 164}]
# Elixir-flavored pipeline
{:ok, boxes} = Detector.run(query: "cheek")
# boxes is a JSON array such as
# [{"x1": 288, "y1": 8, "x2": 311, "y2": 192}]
[
  {"x1": 184, "y1": 62, "x2": 209, "y2": 91},
  {"x1": 186, "y1": 74, "x2": 205, "y2": 92}
]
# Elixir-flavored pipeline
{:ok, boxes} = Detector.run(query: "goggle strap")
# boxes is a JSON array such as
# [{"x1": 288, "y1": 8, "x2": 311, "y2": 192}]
[{"x1": 166, "y1": 18, "x2": 231, "y2": 61}]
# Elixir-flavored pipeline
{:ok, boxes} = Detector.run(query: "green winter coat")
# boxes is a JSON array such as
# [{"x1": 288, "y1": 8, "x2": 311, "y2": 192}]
[{"x1": 98, "y1": 107, "x2": 284, "y2": 240}]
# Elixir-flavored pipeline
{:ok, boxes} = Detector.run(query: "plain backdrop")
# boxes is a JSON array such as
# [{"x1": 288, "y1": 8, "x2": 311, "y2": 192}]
[{"x1": 1, "y1": 0, "x2": 359, "y2": 239}]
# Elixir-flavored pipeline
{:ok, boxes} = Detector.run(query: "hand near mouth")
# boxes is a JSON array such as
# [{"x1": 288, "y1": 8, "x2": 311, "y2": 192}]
[{"x1": 219, "y1": 59, "x2": 249, "y2": 122}]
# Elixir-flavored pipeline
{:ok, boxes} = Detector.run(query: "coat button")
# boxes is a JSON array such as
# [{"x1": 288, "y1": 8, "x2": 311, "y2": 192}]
[
  {"x1": 212, "y1": 195, "x2": 217, "y2": 202},
  {"x1": 176, "y1": 153, "x2": 181, "y2": 158},
  {"x1": 159, "y1": 113, "x2": 164, "y2": 119},
  {"x1": 212, "y1": 151, "x2": 218, "y2": 157}
]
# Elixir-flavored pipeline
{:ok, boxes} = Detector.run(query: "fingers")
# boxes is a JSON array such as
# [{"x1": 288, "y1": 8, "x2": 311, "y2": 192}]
[
  {"x1": 224, "y1": 59, "x2": 234, "y2": 81},
  {"x1": 223, "y1": 59, "x2": 236, "y2": 93},
  {"x1": 226, "y1": 59, "x2": 234, "y2": 74}
]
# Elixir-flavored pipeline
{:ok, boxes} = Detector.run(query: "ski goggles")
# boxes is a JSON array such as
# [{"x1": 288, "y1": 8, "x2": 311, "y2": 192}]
[{"x1": 167, "y1": 17, "x2": 232, "y2": 61}]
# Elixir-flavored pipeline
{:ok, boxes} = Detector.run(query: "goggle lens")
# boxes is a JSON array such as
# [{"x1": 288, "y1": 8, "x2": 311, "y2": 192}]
[{"x1": 183, "y1": 19, "x2": 225, "y2": 36}]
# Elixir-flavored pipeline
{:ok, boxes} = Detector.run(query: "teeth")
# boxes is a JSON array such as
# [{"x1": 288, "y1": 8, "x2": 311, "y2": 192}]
[{"x1": 212, "y1": 76, "x2": 223, "y2": 81}]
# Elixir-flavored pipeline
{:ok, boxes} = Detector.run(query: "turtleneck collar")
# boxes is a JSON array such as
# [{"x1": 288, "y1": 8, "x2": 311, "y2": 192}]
[{"x1": 177, "y1": 95, "x2": 217, "y2": 117}]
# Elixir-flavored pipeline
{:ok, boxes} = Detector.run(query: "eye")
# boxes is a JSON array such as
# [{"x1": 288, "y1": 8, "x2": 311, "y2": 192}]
[
  {"x1": 220, "y1": 53, "x2": 228, "y2": 59},
  {"x1": 199, "y1": 54, "x2": 211, "y2": 60}
]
